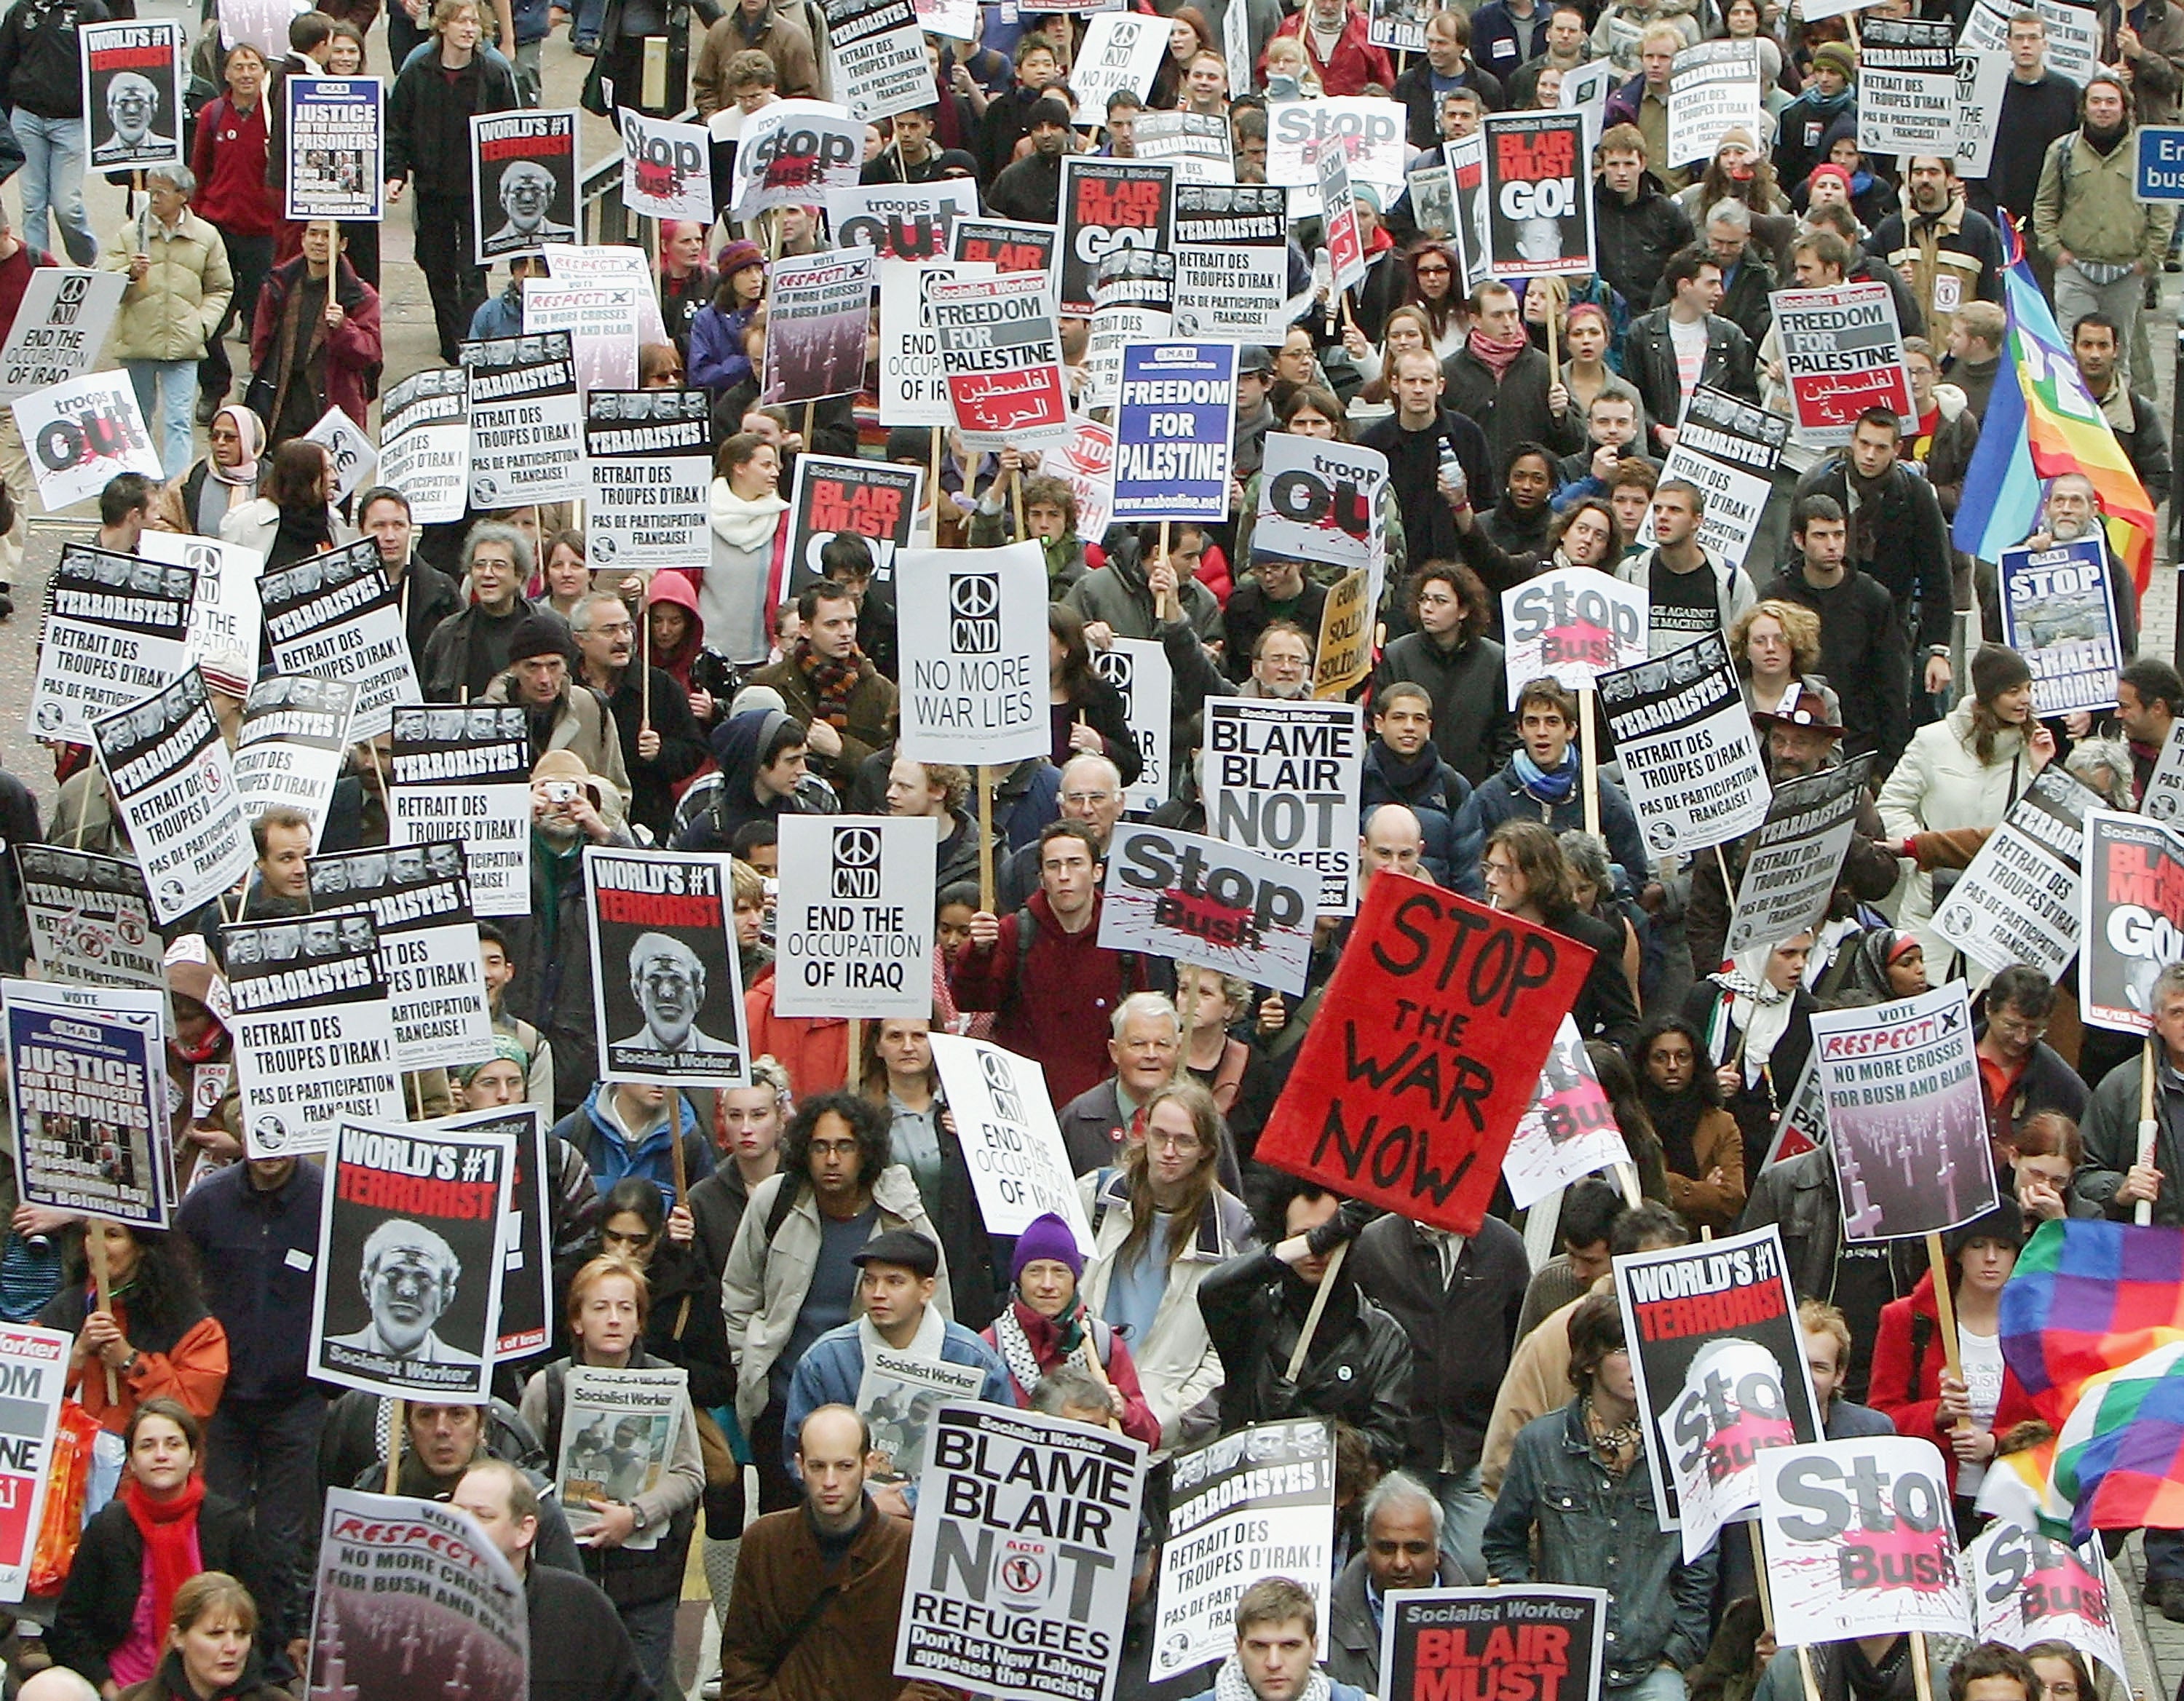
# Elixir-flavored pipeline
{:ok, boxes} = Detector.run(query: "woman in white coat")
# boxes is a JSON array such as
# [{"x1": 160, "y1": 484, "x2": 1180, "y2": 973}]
[
  {"x1": 1077, "y1": 1079, "x2": 1256, "y2": 1448},
  {"x1": 216, "y1": 437, "x2": 356, "y2": 571},
  {"x1": 698, "y1": 432, "x2": 788, "y2": 670},
  {"x1": 1878, "y1": 643, "x2": 2055, "y2": 980}
]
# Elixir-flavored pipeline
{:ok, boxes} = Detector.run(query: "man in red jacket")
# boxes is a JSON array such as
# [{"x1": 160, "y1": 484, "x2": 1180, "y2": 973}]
[
  {"x1": 951, "y1": 820, "x2": 1150, "y2": 1106},
  {"x1": 1268, "y1": 0, "x2": 1394, "y2": 96}
]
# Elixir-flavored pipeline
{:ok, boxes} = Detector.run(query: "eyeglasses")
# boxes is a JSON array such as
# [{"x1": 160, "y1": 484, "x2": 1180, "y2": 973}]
[
  {"x1": 1061, "y1": 790, "x2": 1116, "y2": 806},
  {"x1": 807, "y1": 1138, "x2": 861, "y2": 1157},
  {"x1": 1148, "y1": 1132, "x2": 1203, "y2": 1153},
  {"x1": 1415, "y1": 264, "x2": 1451, "y2": 278}
]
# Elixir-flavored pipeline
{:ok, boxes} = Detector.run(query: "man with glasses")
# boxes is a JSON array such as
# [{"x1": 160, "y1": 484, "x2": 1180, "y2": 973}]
[
  {"x1": 1057, "y1": 992, "x2": 1190, "y2": 1175},
  {"x1": 1974, "y1": 966, "x2": 2086, "y2": 1157},
  {"x1": 1222, "y1": 554, "x2": 1327, "y2": 686},
  {"x1": 615, "y1": 932, "x2": 738, "y2": 1058},
  {"x1": 997, "y1": 753, "x2": 1123, "y2": 913},
  {"x1": 571, "y1": 590, "x2": 707, "y2": 842}
]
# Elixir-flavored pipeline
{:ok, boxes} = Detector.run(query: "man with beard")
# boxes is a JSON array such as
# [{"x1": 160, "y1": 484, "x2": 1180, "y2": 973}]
[
  {"x1": 1761, "y1": 496, "x2": 1911, "y2": 772},
  {"x1": 570, "y1": 591, "x2": 705, "y2": 841},
  {"x1": 486, "y1": 614, "x2": 631, "y2": 810},
  {"x1": 1975, "y1": 469, "x2": 2142, "y2": 666},
  {"x1": 2034, "y1": 72, "x2": 2176, "y2": 385},
  {"x1": 1866, "y1": 156, "x2": 2003, "y2": 352},
  {"x1": 986, "y1": 95, "x2": 1072, "y2": 222}
]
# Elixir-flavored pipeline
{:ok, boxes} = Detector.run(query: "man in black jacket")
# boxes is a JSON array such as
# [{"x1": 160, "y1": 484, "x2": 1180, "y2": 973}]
[
  {"x1": 1762, "y1": 496, "x2": 1912, "y2": 772},
  {"x1": 1969, "y1": 9, "x2": 2082, "y2": 289},
  {"x1": 1625, "y1": 246, "x2": 1761, "y2": 453},
  {"x1": 360, "y1": 486, "x2": 464, "y2": 680},
  {"x1": 1359, "y1": 347, "x2": 1493, "y2": 571},
  {"x1": 1593, "y1": 122, "x2": 1692, "y2": 315},
  {"x1": 986, "y1": 95, "x2": 1070, "y2": 221},
  {"x1": 1659, "y1": 198, "x2": 1775, "y2": 347},
  {"x1": 1441, "y1": 279, "x2": 1586, "y2": 483},
  {"x1": 571, "y1": 590, "x2": 708, "y2": 842}
]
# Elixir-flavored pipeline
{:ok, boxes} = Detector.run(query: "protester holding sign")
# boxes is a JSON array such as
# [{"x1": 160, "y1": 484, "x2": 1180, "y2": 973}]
[{"x1": 38, "y1": 1225, "x2": 228, "y2": 1432}]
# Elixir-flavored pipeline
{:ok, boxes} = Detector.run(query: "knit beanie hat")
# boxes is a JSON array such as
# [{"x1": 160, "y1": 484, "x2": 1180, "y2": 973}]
[
  {"x1": 716, "y1": 238, "x2": 764, "y2": 280},
  {"x1": 1811, "y1": 40, "x2": 1856, "y2": 82},
  {"x1": 1808, "y1": 163, "x2": 1853, "y2": 199},
  {"x1": 1010, "y1": 1211, "x2": 1085, "y2": 1283},
  {"x1": 507, "y1": 610, "x2": 575, "y2": 666},
  {"x1": 1970, "y1": 642, "x2": 2033, "y2": 704}
]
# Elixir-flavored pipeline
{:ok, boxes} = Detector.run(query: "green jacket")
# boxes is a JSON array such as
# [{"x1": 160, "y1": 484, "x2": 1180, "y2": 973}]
[{"x1": 2034, "y1": 124, "x2": 2178, "y2": 269}]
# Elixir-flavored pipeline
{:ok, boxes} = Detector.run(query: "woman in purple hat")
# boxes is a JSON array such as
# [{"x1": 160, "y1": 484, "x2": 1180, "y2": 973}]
[{"x1": 981, "y1": 1210, "x2": 1160, "y2": 1448}]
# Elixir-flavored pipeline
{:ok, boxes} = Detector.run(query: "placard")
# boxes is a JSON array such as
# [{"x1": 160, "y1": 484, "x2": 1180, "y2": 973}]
[
  {"x1": 1381, "y1": 1588, "x2": 1606, "y2": 1701},
  {"x1": 432, "y1": 1102, "x2": 549, "y2": 1361},
  {"x1": 584, "y1": 389, "x2": 710, "y2": 571},
  {"x1": 1772, "y1": 281, "x2": 1915, "y2": 448},
  {"x1": 553, "y1": 1364, "x2": 688, "y2": 1543},
  {"x1": 761, "y1": 250, "x2": 876, "y2": 405},
  {"x1": 1961, "y1": 0, "x2": 2095, "y2": 90},
  {"x1": 1320, "y1": 138, "x2": 1365, "y2": 294},
  {"x1": 470, "y1": 108, "x2": 578, "y2": 264},
  {"x1": 1957, "y1": 50, "x2": 2011, "y2": 179},
  {"x1": 728, "y1": 99, "x2": 865, "y2": 219},
  {"x1": 1369, "y1": 0, "x2": 1428, "y2": 51},
  {"x1": 895, "y1": 542, "x2": 1050, "y2": 764},
  {"x1": 13, "y1": 368, "x2": 163, "y2": 509},
  {"x1": 1313, "y1": 568, "x2": 1375, "y2": 699},
  {"x1": 230, "y1": 674, "x2": 358, "y2": 846},
  {"x1": 1500, "y1": 566, "x2": 1649, "y2": 705},
  {"x1": 772, "y1": 815, "x2": 937, "y2": 1018},
  {"x1": 309, "y1": 844, "x2": 496, "y2": 1075},
  {"x1": 1112, "y1": 341, "x2": 1235, "y2": 523},
  {"x1": 586, "y1": 847, "x2": 751, "y2": 1087},
  {"x1": 1253, "y1": 876, "x2": 1594, "y2": 1234},
  {"x1": 1811, "y1": 983, "x2": 2000, "y2": 1241},
  {"x1": 81, "y1": 20, "x2": 183, "y2": 170},
  {"x1": 1666, "y1": 40, "x2": 1762, "y2": 169},
  {"x1": 28, "y1": 542, "x2": 195, "y2": 741},
  {"x1": 0, "y1": 270, "x2": 127, "y2": 403},
  {"x1": 4, "y1": 978, "x2": 169, "y2": 1227},
  {"x1": 0, "y1": 1325, "x2": 68, "y2": 1602},
  {"x1": 2078, "y1": 810, "x2": 2184, "y2": 1034},
  {"x1": 286, "y1": 76, "x2": 382, "y2": 221},
  {"x1": 521, "y1": 279, "x2": 642, "y2": 394},
  {"x1": 459, "y1": 330, "x2": 585, "y2": 507},
  {"x1": 1636, "y1": 386, "x2": 1787, "y2": 570},
  {"x1": 531, "y1": 244, "x2": 670, "y2": 344},
  {"x1": 1597, "y1": 633, "x2": 1771, "y2": 857},
  {"x1": 1100, "y1": 821, "x2": 1313, "y2": 994},
  {"x1": 879, "y1": 258, "x2": 990, "y2": 427},
  {"x1": 90, "y1": 667, "x2": 252, "y2": 924},
  {"x1": 1057, "y1": 157, "x2": 1174, "y2": 319},
  {"x1": 389, "y1": 705, "x2": 531, "y2": 920},
  {"x1": 17, "y1": 847, "x2": 161, "y2": 990},
  {"x1": 1082, "y1": 250, "x2": 1172, "y2": 415},
  {"x1": 1966, "y1": 1522, "x2": 2128, "y2": 1687},
  {"x1": 1720, "y1": 756, "x2": 1875, "y2": 959},
  {"x1": 928, "y1": 1033, "x2": 1095, "y2": 1248},
  {"x1": 1091, "y1": 636, "x2": 1167, "y2": 813},
  {"x1": 832, "y1": 179, "x2": 980, "y2": 260},
  {"x1": 2143, "y1": 716, "x2": 2184, "y2": 822},
  {"x1": 786, "y1": 455, "x2": 922, "y2": 587},
  {"x1": 304, "y1": 404, "x2": 376, "y2": 498},
  {"x1": 1934, "y1": 768, "x2": 2099, "y2": 980},
  {"x1": 858, "y1": 1349, "x2": 987, "y2": 1482},
  {"x1": 1265, "y1": 98, "x2": 1409, "y2": 193},
  {"x1": 378, "y1": 368, "x2": 470, "y2": 524},
  {"x1": 260, "y1": 539, "x2": 419, "y2": 742},
  {"x1": 897, "y1": 1403, "x2": 1144, "y2": 1701},
  {"x1": 1858, "y1": 19, "x2": 1957, "y2": 159},
  {"x1": 138, "y1": 530, "x2": 260, "y2": 679},
  {"x1": 1172, "y1": 183, "x2": 1292, "y2": 343},
  {"x1": 950, "y1": 218, "x2": 1056, "y2": 274},
  {"x1": 1203, "y1": 699, "x2": 1364, "y2": 914},
  {"x1": 1499, "y1": 1014, "x2": 1634, "y2": 1210},
  {"x1": 1252, "y1": 436, "x2": 1388, "y2": 576},
  {"x1": 928, "y1": 269, "x2": 1071, "y2": 450},
  {"x1": 1998, "y1": 537, "x2": 2121, "y2": 718},
  {"x1": 824, "y1": 0, "x2": 929, "y2": 123},
  {"x1": 1051, "y1": 416, "x2": 1115, "y2": 544},
  {"x1": 617, "y1": 108, "x2": 711, "y2": 224},
  {"x1": 1480, "y1": 110, "x2": 1595, "y2": 277},
  {"x1": 1067, "y1": 11, "x2": 1169, "y2": 125},
  {"x1": 1133, "y1": 112, "x2": 1233, "y2": 184}
]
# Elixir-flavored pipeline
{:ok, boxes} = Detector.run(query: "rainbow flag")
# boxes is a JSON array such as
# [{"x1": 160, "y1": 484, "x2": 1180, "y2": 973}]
[
  {"x1": 1998, "y1": 1220, "x2": 2184, "y2": 1426},
  {"x1": 2049, "y1": 1341, "x2": 2184, "y2": 1542},
  {"x1": 1952, "y1": 214, "x2": 2158, "y2": 598}
]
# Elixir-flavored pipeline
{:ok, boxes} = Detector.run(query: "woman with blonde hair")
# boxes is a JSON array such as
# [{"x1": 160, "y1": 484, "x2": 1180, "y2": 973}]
[
  {"x1": 1728, "y1": 597, "x2": 1824, "y2": 715},
  {"x1": 116, "y1": 1572, "x2": 287, "y2": 1701}
]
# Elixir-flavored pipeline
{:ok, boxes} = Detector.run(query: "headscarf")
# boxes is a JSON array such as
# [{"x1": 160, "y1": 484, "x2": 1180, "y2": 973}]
[
  {"x1": 1709, "y1": 942, "x2": 1797, "y2": 1087},
  {"x1": 208, "y1": 405, "x2": 263, "y2": 488},
  {"x1": 455, "y1": 1033, "x2": 531, "y2": 1087}
]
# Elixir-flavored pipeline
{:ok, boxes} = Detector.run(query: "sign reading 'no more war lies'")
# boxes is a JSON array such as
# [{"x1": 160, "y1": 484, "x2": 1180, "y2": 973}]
[{"x1": 896, "y1": 542, "x2": 1048, "y2": 765}]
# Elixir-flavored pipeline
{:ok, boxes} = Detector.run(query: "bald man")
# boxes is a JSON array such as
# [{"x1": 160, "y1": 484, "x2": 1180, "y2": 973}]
[{"x1": 1361, "y1": 804, "x2": 1431, "y2": 889}]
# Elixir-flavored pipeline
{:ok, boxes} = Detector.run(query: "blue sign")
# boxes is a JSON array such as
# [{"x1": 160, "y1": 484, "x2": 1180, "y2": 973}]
[
  {"x1": 1111, "y1": 341, "x2": 1238, "y2": 524},
  {"x1": 2136, "y1": 126, "x2": 2184, "y2": 201}
]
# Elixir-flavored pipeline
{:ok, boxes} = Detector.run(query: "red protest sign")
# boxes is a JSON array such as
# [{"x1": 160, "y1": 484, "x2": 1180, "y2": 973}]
[{"x1": 1254, "y1": 874, "x2": 1593, "y2": 1234}]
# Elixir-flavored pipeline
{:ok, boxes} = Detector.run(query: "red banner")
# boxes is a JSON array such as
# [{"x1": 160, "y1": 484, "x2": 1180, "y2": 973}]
[{"x1": 1254, "y1": 874, "x2": 1592, "y2": 1233}]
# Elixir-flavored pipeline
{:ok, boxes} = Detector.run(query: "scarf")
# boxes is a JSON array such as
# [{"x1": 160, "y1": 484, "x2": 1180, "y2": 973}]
[
  {"x1": 1214, "y1": 1656, "x2": 1332, "y2": 1701},
  {"x1": 121, "y1": 1473, "x2": 207, "y2": 1647},
  {"x1": 711, "y1": 479, "x2": 789, "y2": 553},
  {"x1": 1581, "y1": 1394, "x2": 1642, "y2": 1473},
  {"x1": 993, "y1": 1298, "x2": 1091, "y2": 1393},
  {"x1": 1710, "y1": 945, "x2": 1795, "y2": 1086},
  {"x1": 1845, "y1": 463, "x2": 1891, "y2": 562},
  {"x1": 1639, "y1": 1079, "x2": 1706, "y2": 1180},
  {"x1": 208, "y1": 406, "x2": 261, "y2": 491},
  {"x1": 795, "y1": 635, "x2": 863, "y2": 729},
  {"x1": 1468, "y1": 323, "x2": 1531, "y2": 380},
  {"x1": 1511, "y1": 744, "x2": 1579, "y2": 803},
  {"x1": 2082, "y1": 117, "x2": 2128, "y2": 157},
  {"x1": 1371, "y1": 737, "x2": 1443, "y2": 800}
]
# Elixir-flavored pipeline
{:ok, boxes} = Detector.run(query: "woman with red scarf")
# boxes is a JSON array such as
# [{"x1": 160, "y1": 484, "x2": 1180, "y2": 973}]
[
  {"x1": 980, "y1": 1212, "x2": 1161, "y2": 1448},
  {"x1": 52, "y1": 1400, "x2": 281, "y2": 1697}
]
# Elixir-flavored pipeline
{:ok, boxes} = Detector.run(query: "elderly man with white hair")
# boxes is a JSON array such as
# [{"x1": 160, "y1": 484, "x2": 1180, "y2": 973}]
[
  {"x1": 997, "y1": 752, "x2": 1126, "y2": 913},
  {"x1": 103, "y1": 162, "x2": 232, "y2": 480},
  {"x1": 1056, "y1": 991, "x2": 1245, "y2": 1190},
  {"x1": 1326, "y1": 1472, "x2": 1468, "y2": 1694}
]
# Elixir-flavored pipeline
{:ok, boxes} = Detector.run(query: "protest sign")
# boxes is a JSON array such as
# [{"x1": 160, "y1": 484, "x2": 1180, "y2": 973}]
[
  {"x1": 28, "y1": 542, "x2": 194, "y2": 742},
  {"x1": 1406, "y1": 154, "x2": 1457, "y2": 241},
  {"x1": 1934, "y1": 768, "x2": 2100, "y2": 980},
  {"x1": 309, "y1": 1117, "x2": 512, "y2": 1397},
  {"x1": 1958, "y1": 50, "x2": 2011, "y2": 178},
  {"x1": 459, "y1": 330, "x2": 584, "y2": 507},
  {"x1": 1058, "y1": 157, "x2": 1175, "y2": 318},
  {"x1": 1155, "y1": 1420, "x2": 1334, "y2": 1681},
  {"x1": 138, "y1": 531, "x2": 260, "y2": 681},
  {"x1": 1637, "y1": 386, "x2": 1787, "y2": 571},
  {"x1": 1667, "y1": 40, "x2": 1762, "y2": 168},
  {"x1": 1112, "y1": 342, "x2": 1235, "y2": 523},
  {"x1": 1962, "y1": 0, "x2": 2095, "y2": 90},
  {"x1": 1133, "y1": 111, "x2": 1233, "y2": 183},
  {"x1": 1720, "y1": 756, "x2": 1875, "y2": 958},
  {"x1": 1500, "y1": 1015, "x2": 1633, "y2": 1210},
  {"x1": 470, "y1": 110, "x2": 577, "y2": 263},
  {"x1": 1101, "y1": 822, "x2": 1314, "y2": 994},
  {"x1": 0, "y1": 270, "x2": 126, "y2": 403},
  {"x1": 1083, "y1": 250, "x2": 1174, "y2": 413},
  {"x1": 1998, "y1": 537, "x2": 2122, "y2": 718},
  {"x1": 1222, "y1": 0, "x2": 1249, "y2": 94},
  {"x1": 928, "y1": 1033, "x2": 1095, "y2": 1247},
  {"x1": 729, "y1": 99, "x2": 864, "y2": 219},
  {"x1": 1500, "y1": 566, "x2": 1649, "y2": 705},
  {"x1": 533, "y1": 245, "x2": 671, "y2": 346},
  {"x1": 1265, "y1": 97, "x2": 1409, "y2": 196},
  {"x1": 1254, "y1": 876, "x2": 1594, "y2": 1234},
  {"x1": 260, "y1": 539, "x2": 419, "y2": 742},
  {"x1": 762, "y1": 251, "x2": 877, "y2": 405},
  {"x1": 286, "y1": 76, "x2": 381, "y2": 221},
  {"x1": 220, "y1": 0, "x2": 306, "y2": 53},
  {"x1": 377, "y1": 368, "x2": 470, "y2": 523},
  {"x1": 0, "y1": 1325, "x2": 68, "y2": 1601},
  {"x1": 1204, "y1": 699, "x2": 1364, "y2": 913},
  {"x1": 1369, "y1": 0, "x2": 1429, "y2": 50},
  {"x1": 1763, "y1": 1050, "x2": 1827, "y2": 1170},
  {"x1": 617, "y1": 108, "x2": 710, "y2": 223},
  {"x1": 1319, "y1": 139, "x2": 1366, "y2": 294},
  {"x1": 1447, "y1": 132, "x2": 1493, "y2": 292},
  {"x1": 389, "y1": 705, "x2": 531, "y2": 919},
  {"x1": 1253, "y1": 436, "x2": 1389, "y2": 576},
  {"x1": 786, "y1": 455, "x2": 921, "y2": 589},
  {"x1": 1052, "y1": 417, "x2": 1116, "y2": 543},
  {"x1": 306, "y1": 1491, "x2": 526, "y2": 1701},
  {"x1": 81, "y1": 21, "x2": 182, "y2": 170},
  {"x1": 583, "y1": 389, "x2": 709, "y2": 571},
  {"x1": 1598, "y1": 633, "x2": 1771, "y2": 857},
  {"x1": 832, "y1": 178, "x2": 979, "y2": 261},
  {"x1": 1092, "y1": 637, "x2": 1168, "y2": 813},
  {"x1": 898, "y1": 1403, "x2": 1144, "y2": 1701},
  {"x1": 2078, "y1": 810, "x2": 2184, "y2": 1033},
  {"x1": 224, "y1": 912, "x2": 404, "y2": 1161},
  {"x1": 1616, "y1": 1225, "x2": 1822, "y2": 1556},
  {"x1": 1773, "y1": 281, "x2": 1915, "y2": 448},
  {"x1": 17, "y1": 847, "x2": 161, "y2": 990},
  {"x1": 1313, "y1": 568, "x2": 1375, "y2": 699},
  {"x1": 521, "y1": 279, "x2": 642, "y2": 394},
  {"x1": 1562, "y1": 59, "x2": 1616, "y2": 162},
  {"x1": 896, "y1": 542, "x2": 1050, "y2": 764},
  {"x1": 1811, "y1": 983, "x2": 1998, "y2": 1240},
  {"x1": 554, "y1": 1365, "x2": 688, "y2": 1542},
  {"x1": 1069, "y1": 10, "x2": 1169, "y2": 122},
  {"x1": 1172, "y1": 183, "x2": 1292, "y2": 343},
  {"x1": 879, "y1": 258, "x2": 991, "y2": 427},
  {"x1": 2143, "y1": 717, "x2": 2184, "y2": 822},
  {"x1": 91, "y1": 667, "x2": 252, "y2": 924},
  {"x1": 914, "y1": 0, "x2": 972, "y2": 31},
  {"x1": 13, "y1": 368, "x2": 162, "y2": 507},
  {"x1": 951, "y1": 218, "x2": 1058, "y2": 276},
  {"x1": 304, "y1": 405, "x2": 376, "y2": 505},
  {"x1": 433, "y1": 1103, "x2": 550, "y2": 1360},
  {"x1": 310, "y1": 844, "x2": 496, "y2": 1075},
  {"x1": 824, "y1": 0, "x2": 927, "y2": 122},
  {"x1": 1966, "y1": 1522, "x2": 2128, "y2": 1686},
  {"x1": 772, "y1": 816, "x2": 937, "y2": 1018},
  {"x1": 1858, "y1": 19, "x2": 1957, "y2": 157},
  {"x1": 1382, "y1": 1589, "x2": 1606, "y2": 1701},
  {"x1": 4, "y1": 979, "x2": 168, "y2": 1227},
  {"x1": 929, "y1": 269, "x2": 1071, "y2": 450},
  {"x1": 858, "y1": 1352, "x2": 987, "y2": 1482},
  {"x1": 1481, "y1": 111, "x2": 1594, "y2": 277},
  {"x1": 230, "y1": 675, "x2": 357, "y2": 846},
  {"x1": 1758, "y1": 1438, "x2": 1974, "y2": 1643},
  {"x1": 586, "y1": 848, "x2": 751, "y2": 1088}
]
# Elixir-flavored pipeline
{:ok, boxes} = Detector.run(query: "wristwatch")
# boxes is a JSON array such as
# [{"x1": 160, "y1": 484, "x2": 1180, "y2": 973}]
[{"x1": 630, "y1": 1503, "x2": 650, "y2": 1534}]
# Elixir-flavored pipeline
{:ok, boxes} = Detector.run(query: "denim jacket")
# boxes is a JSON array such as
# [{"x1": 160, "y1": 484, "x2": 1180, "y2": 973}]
[{"x1": 1481, "y1": 1399, "x2": 1717, "y2": 1689}]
